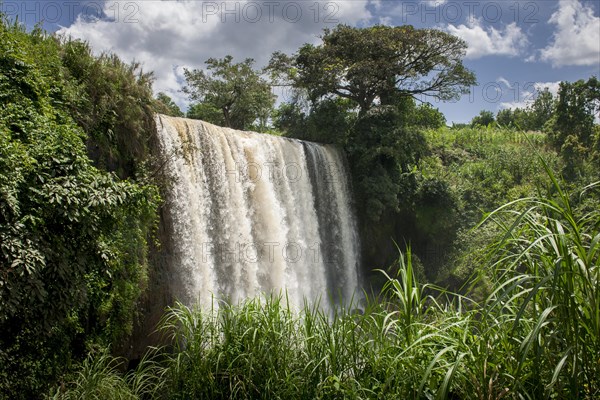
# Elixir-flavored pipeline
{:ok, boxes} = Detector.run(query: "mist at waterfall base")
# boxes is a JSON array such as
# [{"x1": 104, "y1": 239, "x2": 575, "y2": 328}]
[{"x1": 156, "y1": 115, "x2": 362, "y2": 312}]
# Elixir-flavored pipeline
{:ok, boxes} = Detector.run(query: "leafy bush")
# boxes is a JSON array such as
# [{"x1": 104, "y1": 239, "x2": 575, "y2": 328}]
[
  {"x1": 58, "y1": 39, "x2": 158, "y2": 178},
  {"x1": 0, "y1": 17, "x2": 159, "y2": 398}
]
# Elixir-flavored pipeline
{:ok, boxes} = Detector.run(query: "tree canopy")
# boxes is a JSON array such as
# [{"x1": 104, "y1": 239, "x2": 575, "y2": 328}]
[
  {"x1": 268, "y1": 24, "x2": 476, "y2": 114},
  {"x1": 470, "y1": 110, "x2": 495, "y2": 127},
  {"x1": 183, "y1": 56, "x2": 275, "y2": 130},
  {"x1": 546, "y1": 77, "x2": 600, "y2": 176},
  {"x1": 155, "y1": 92, "x2": 184, "y2": 117},
  {"x1": 496, "y1": 88, "x2": 556, "y2": 131}
]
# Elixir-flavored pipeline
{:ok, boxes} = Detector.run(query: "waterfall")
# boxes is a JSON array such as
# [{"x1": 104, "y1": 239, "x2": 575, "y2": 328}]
[{"x1": 155, "y1": 115, "x2": 361, "y2": 311}]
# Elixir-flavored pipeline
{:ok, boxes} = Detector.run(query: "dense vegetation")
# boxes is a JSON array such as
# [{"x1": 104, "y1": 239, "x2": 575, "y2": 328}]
[
  {"x1": 1, "y1": 15, "x2": 599, "y2": 399},
  {"x1": 0, "y1": 18, "x2": 162, "y2": 398}
]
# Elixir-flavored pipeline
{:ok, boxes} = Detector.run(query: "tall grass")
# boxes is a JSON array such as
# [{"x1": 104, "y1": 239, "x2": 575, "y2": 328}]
[
  {"x1": 154, "y1": 273, "x2": 472, "y2": 399},
  {"x1": 50, "y1": 347, "x2": 164, "y2": 400},
  {"x1": 475, "y1": 163, "x2": 599, "y2": 398},
  {"x1": 53, "y1": 169, "x2": 598, "y2": 399}
]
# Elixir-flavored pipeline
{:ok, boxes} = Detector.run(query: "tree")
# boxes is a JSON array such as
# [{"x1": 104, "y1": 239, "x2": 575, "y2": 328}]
[
  {"x1": 154, "y1": 92, "x2": 183, "y2": 117},
  {"x1": 273, "y1": 98, "x2": 356, "y2": 143},
  {"x1": 546, "y1": 77, "x2": 600, "y2": 176},
  {"x1": 183, "y1": 56, "x2": 275, "y2": 130},
  {"x1": 471, "y1": 110, "x2": 495, "y2": 127},
  {"x1": 496, "y1": 108, "x2": 514, "y2": 127},
  {"x1": 529, "y1": 87, "x2": 555, "y2": 131},
  {"x1": 268, "y1": 24, "x2": 476, "y2": 114},
  {"x1": 412, "y1": 103, "x2": 447, "y2": 129},
  {"x1": 187, "y1": 102, "x2": 224, "y2": 125},
  {"x1": 496, "y1": 108, "x2": 529, "y2": 129},
  {"x1": 496, "y1": 89, "x2": 555, "y2": 131},
  {"x1": 513, "y1": 107, "x2": 533, "y2": 130}
]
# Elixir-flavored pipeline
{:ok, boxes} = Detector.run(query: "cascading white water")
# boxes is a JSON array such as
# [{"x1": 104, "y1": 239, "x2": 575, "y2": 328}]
[{"x1": 156, "y1": 114, "x2": 361, "y2": 311}]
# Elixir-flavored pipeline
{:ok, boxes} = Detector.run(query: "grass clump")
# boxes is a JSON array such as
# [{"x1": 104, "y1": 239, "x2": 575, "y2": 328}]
[{"x1": 50, "y1": 348, "x2": 165, "y2": 400}]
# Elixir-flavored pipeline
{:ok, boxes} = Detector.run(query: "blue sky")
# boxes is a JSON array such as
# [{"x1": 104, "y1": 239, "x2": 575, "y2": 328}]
[{"x1": 3, "y1": 0, "x2": 599, "y2": 124}]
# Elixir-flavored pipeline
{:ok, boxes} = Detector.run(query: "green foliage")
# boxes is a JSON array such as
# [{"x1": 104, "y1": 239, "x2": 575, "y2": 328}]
[
  {"x1": 186, "y1": 101, "x2": 224, "y2": 125},
  {"x1": 50, "y1": 348, "x2": 164, "y2": 400},
  {"x1": 545, "y1": 77, "x2": 600, "y2": 177},
  {"x1": 51, "y1": 349, "x2": 137, "y2": 400},
  {"x1": 496, "y1": 88, "x2": 556, "y2": 131},
  {"x1": 529, "y1": 87, "x2": 555, "y2": 130},
  {"x1": 347, "y1": 105, "x2": 426, "y2": 222},
  {"x1": 475, "y1": 169, "x2": 600, "y2": 397},
  {"x1": 269, "y1": 24, "x2": 476, "y2": 114},
  {"x1": 418, "y1": 126, "x2": 561, "y2": 283},
  {"x1": 58, "y1": 39, "x2": 158, "y2": 178},
  {"x1": 422, "y1": 126, "x2": 554, "y2": 210},
  {"x1": 495, "y1": 108, "x2": 515, "y2": 127},
  {"x1": 183, "y1": 55, "x2": 275, "y2": 131},
  {"x1": 154, "y1": 92, "x2": 184, "y2": 117},
  {"x1": 412, "y1": 103, "x2": 447, "y2": 129},
  {"x1": 414, "y1": 178, "x2": 460, "y2": 245},
  {"x1": 274, "y1": 97, "x2": 357, "y2": 143},
  {"x1": 0, "y1": 17, "x2": 159, "y2": 398},
  {"x1": 470, "y1": 110, "x2": 495, "y2": 127}
]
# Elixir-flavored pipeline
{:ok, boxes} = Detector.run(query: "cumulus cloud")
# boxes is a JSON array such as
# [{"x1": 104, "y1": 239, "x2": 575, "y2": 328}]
[
  {"x1": 499, "y1": 80, "x2": 561, "y2": 110},
  {"x1": 540, "y1": 0, "x2": 600, "y2": 67},
  {"x1": 447, "y1": 19, "x2": 529, "y2": 59},
  {"x1": 58, "y1": 0, "x2": 372, "y2": 109}
]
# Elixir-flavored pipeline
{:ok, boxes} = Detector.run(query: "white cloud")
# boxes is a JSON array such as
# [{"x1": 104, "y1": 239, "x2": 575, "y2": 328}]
[
  {"x1": 497, "y1": 77, "x2": 513, "y2": 89},
  {"x1": 540, "y1": 0, "x2": 600, "y2": 67},
  {"x1": 58, "y1": 0, "x2": 372, "y2": 110},
  {"x1": 499, "y1": 101, "x2": 527, "y2": 110},
  {"x1": 533, "y1": 81, "x2": 561, "y2": 97},
  {"x1": 378, "y1": 16, "x2": 393, "y2": 26},
  {"x1": 447, "y1": 19, "x2": 529, "y2": 59},
  {"x1": 525, "y1": 54, "x2": 537, "y2": 63},
  {"x1": 424, "y1": 0, "x2": 447, "y2": 6},
  {"x1": 369, "y1": 0, "x2": 383, "y2": 11},
  {"x1": 499, "y1": 80, "x2": 561, "y2": 110}
]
